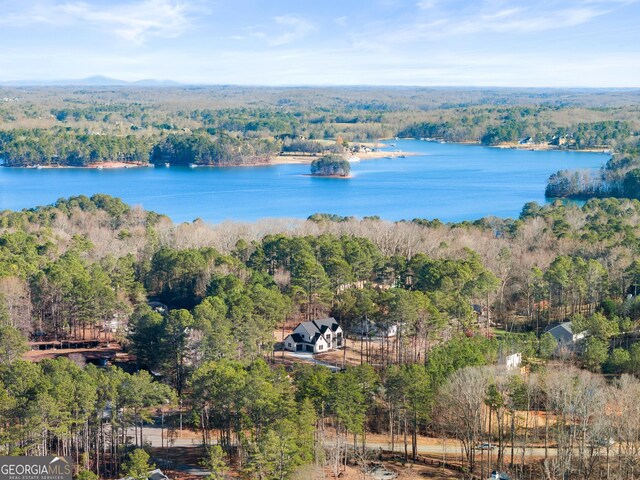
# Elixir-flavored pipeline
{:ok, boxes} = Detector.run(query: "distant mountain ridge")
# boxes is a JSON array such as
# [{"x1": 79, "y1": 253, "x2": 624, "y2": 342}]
[{"x1": 0, "y1": 75, "x2": 181, "y2": 87}]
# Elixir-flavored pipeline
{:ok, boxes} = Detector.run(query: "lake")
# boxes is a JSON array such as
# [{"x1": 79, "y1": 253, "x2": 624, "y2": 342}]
[{"x1": 0, "y1": 139, "x2": 608, "y2": 223}]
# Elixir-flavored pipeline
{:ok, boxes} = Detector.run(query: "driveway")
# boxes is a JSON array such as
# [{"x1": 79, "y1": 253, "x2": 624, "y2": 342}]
[{"x1": 284, "y1": 351, "x2": 343, "y2": 371}]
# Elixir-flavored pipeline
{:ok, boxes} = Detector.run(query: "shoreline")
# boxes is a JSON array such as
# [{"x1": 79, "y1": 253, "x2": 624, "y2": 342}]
[
  {"x1": 1, "y1": 160, "x2": 273, "y2": 170},
  {"x1": 396, "y1": 137, "x2": 611, "y2": 153},
  {"x1": 272, "y1": 149, "x2": 416, "y2": 165},
  {"x1": 2, "y1": 161, "x2": 151, "y2": 169},
  {"x1": 302, "y1": 173, "x2": 352, "y2": 179},
  {"x1": 0, "y1": 140, "x2": 610, "y2": 170},
  {"x1": 490, "y1": 142, "x2": 611, "y2": 153}
]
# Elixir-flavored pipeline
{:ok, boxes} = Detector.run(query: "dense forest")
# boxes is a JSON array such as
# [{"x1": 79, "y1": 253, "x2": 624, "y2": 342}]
[
  {"x1": 2, "y1": 193, "x2": 640, "y2": 478},
  {"x1": 0, "y1": 87, "x2": 638, "y2": 166},
  {"x1": 0, "y1": 129, "x2": 277, "y2": 167},
  {"x1": 149, "y1": 133, "x2": 278, "y2": 167},
  {"x1": 0, "y1": 128, "x2": 152, "y2": 167}
]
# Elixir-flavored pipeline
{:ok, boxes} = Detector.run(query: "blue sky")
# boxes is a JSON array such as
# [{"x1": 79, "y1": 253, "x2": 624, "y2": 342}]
[{"x1": 0, "y1": 0, "x2": 639, "y2": 86}]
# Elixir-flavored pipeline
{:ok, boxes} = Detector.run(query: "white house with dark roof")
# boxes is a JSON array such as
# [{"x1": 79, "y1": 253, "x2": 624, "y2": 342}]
[{"x1": 284, "y1": 318, "x2": 344, "y2": 354}]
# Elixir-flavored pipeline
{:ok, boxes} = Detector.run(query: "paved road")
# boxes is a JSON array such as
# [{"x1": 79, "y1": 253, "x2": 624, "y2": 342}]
[
  {"x1": 169, "y1": 464, "x2": 210, "y2": 476},
  {"x1": 283, "y1": 351, "x2": 343, "y2": 371},
  {"x1": 363, "y1": 441, "x2": 555, "y2": 458},
  {"x1": 136, "y1": 426, "x2": 556, "y2": 458},
  {"x1": 128, "y1": 426, "x2": 202, "y2": 448}
]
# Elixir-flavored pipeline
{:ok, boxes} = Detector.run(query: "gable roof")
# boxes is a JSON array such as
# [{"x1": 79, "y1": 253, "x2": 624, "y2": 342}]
[
  {"x1": 289, "y1": 333, "x2": 304, "y2": 343},
  {"x1": 148, "y1": 470, "x2": 169, "y2": 480},
  {"x1": 293, "y1": 318, "x2": 340, "y2": 345},
  {"x1": 310, "y1": 317, "x2": 340, "y2": 333},
  {"x1": 118, "y1": 469, "x2": 169, "y2": 480},
  {"x1": 545, "y1": 322, "x2": 574, "y2": 341}
]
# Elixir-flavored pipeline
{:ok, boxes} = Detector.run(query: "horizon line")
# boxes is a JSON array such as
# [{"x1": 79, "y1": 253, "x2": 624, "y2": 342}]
[{"x1": 1, "y1": 79, "x2": 640, "y2": 90}]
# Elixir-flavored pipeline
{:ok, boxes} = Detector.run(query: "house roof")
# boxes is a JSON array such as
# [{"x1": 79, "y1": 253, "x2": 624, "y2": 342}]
[
  {"x1": 118, "y1": 469, "x2": 169, "y2": 480},
  {"x1": 545, "y1": 322, "x2": 574, "y2": 341},
  {"x1": 310, "y1": 317, "x2": 340, "y2": 333},
  {"x1": 292, "y1": 318, "x2": 341, "y2": 345},
  {"x1": 546, "y1": 321, "x2": 572, "y2": 333},
  {"x1": 285, "y1": 331, "x2": 325, "y2": 347},
  {"x1": 289, "y1": 333, "x2": 304, "y2": 343},
  {"x1": 148, "y1": 470, "x2": 169, "y2": 480}
]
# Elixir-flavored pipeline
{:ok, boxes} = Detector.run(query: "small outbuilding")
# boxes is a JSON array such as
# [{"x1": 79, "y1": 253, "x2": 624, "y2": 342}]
[{"x1": 499, "y1": 352, "x2": 522, "y2": 370}]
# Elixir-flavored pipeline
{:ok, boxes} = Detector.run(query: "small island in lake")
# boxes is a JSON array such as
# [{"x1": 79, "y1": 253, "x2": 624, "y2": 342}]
[{"x1": 310, "y1": 154, "x2": 351, "y2": 178}]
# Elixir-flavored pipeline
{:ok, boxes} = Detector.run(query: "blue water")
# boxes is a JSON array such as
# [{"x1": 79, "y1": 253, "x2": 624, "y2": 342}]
[{"x1": 0, "y1": 140, "x2": 608, "y2": 223}]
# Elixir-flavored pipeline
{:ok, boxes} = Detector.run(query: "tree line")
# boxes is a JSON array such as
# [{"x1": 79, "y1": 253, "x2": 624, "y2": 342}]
[
  {"x1": 0, "y1": 129, "x2": 152, "y2": 166},
  {"x1": 0, "y1": 129, "x2": 280, "y2": 167},
  {"x1": 400, "y1": 119, "x2": 634, "y2": 148}
]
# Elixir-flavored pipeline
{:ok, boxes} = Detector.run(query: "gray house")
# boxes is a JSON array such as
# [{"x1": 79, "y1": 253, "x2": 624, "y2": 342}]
[
  {"x1": 119, "y1": 469, "x2": 169, "y2": 480},
  {"x1": 545, "y1": 321, "x2": 587, "y2": 346}
]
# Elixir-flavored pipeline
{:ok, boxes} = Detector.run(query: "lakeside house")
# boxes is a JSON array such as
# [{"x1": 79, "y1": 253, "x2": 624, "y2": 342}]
[
  {"x1": 551, "y1": 135, "x2": 577, "y2": 147},
  {"x1": 284, "y1": 318, "x2": 344, "y2": 354}
]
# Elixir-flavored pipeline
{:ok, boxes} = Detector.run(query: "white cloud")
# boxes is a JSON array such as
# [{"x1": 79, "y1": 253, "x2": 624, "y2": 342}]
[
  {"x1": 247, "y1": 15, "x2": 315, "y2": 47},
  {"x1": 447, "y1": 6, "x2": 608, "y2": 34},
  {"x1": 416, "y1": 1, "x2": 439, "y2": 10},
  {"x1": 63, "y1": 0, "x2": 194, "y2": 43},
  {"x1": 0, "y1": 0, "x2": 197, "y2": 44},
  {"x1": 267, "y1": 15, "x2": 315, "y2": 46},
  {"x1": 348, "y1": 0, "x2": 628, "y2": 52}
]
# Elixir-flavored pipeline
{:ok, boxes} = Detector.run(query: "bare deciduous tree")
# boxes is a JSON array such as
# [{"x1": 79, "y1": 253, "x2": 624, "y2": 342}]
[{"x1": 436, "y1": 366, "x2": 490, "y2": 478}]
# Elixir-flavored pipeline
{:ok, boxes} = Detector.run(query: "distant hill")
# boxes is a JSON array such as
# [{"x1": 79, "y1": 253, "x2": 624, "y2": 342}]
[{"x1": 0, "y1": 75, "x2": 181, "y2": 87}]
